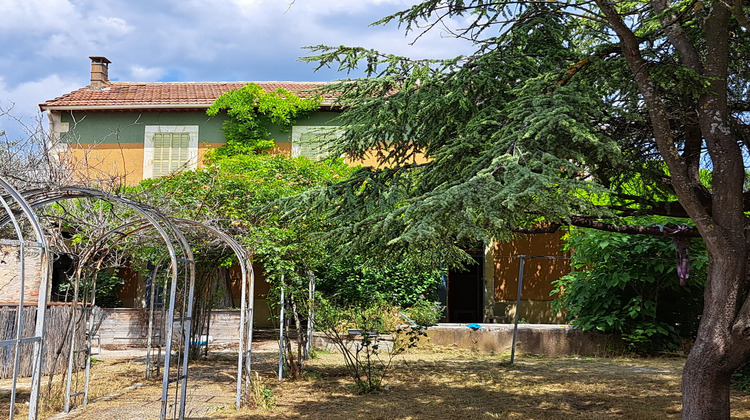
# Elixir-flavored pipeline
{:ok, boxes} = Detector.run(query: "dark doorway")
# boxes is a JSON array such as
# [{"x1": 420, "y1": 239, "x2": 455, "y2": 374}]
[
  {"x1": 447, "y1": 251, "x2": 484, "y2": 323},
  {"x1": 51, "y1": 253, "x2": 74, "y2": 302}
]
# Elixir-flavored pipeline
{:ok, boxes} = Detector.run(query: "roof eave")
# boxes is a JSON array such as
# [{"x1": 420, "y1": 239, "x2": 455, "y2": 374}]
[
  {"x1": 39, "y1": 103, "x2": 214, "y2": 112},
  {"x1": 40, "y1": 100, "x2": 335, "y2": 112}
]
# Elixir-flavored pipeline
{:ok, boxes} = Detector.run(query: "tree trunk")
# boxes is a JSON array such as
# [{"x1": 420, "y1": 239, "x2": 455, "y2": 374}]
[
  {"x1": 682, "y1": 249, "x2": 750, "y2": 419},
  {"x1": 596, "y1": 2, "x2": 750, "y2": 417},
  {"x1": 682, "y1": 344, "x2": 733, "y2": 419}
]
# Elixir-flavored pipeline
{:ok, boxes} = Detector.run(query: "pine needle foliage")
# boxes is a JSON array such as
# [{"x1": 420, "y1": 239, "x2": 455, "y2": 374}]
[{"x1": 288, "y1": 4, "x2": 676, "y2": 266}]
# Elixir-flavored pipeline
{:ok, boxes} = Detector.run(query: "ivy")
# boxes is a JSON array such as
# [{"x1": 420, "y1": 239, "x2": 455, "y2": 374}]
[{"x1": 206, "y1": 83, "x2": 321, "y2": 156}]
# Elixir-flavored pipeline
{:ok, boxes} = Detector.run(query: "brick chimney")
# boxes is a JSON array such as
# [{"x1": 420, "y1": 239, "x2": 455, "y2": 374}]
[{"x1": 88, "y1": 56, "x2": 111, "y2": 89}]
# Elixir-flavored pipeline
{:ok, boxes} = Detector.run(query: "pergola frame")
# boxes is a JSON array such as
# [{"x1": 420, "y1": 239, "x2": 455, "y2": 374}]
[
  {"x1": 0, "y1": 179, "x2": 51, "y2": 420},
  {"x1": 0, "y1": 183, "x2": 255, "y2": 419}
]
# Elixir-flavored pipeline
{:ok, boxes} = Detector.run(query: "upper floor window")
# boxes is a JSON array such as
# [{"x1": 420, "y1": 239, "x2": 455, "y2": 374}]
[
  {"x1": 291, "y1": 126, "x2": 342, "y2": 161},
  {"x1": 143, "y1": 126, "x2": 199, "y2": 178}
]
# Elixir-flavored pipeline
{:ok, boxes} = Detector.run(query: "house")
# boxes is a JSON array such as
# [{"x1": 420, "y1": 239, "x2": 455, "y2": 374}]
[
  {"x1": 39, "y1": 57, "x2": 569, "y2": 326},
  {"x1": 40, "y1": 57, "x2": 345, "y2": 186}
]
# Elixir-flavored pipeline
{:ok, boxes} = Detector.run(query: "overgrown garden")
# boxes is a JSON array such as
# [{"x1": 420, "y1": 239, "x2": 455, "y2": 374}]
[
  {"x1": 120, "y1": 83, "x2": 444, "y2": 387},
  {"x1": 5, "y1": 0, "x2": 749, "y2": 416}
]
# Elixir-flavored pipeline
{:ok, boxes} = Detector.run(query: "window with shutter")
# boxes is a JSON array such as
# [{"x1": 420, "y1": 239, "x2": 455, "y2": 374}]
[
  {"x1": 291, "y1": 126, "x2": 342, "y2": 160},
  {"x1": 143, "y1": 126, "x2": 199, "y2": 179}
]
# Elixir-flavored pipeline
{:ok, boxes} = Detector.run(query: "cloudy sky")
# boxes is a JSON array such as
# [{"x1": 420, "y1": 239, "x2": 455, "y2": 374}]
[{"x1": 0, "y1": 0, "x2": 473, "y2": 139}]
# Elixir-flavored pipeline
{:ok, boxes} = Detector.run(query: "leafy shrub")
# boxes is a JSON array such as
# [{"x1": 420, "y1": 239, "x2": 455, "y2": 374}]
[
  {"x1": 315, "y1": 259, "x2": 443, "y2": 307},
  {"x1": 315, "y1": 297, "x2": 427, "y2": 393},
  {"x1": 403, "y1": 297, "x2": 444, "y2": 326},
  {"x1": 58, "y1": 270, "x2": 124, "y2": 308},
  {"x1": 552, "y1": 225, "x2": 707, "y2": 353}
]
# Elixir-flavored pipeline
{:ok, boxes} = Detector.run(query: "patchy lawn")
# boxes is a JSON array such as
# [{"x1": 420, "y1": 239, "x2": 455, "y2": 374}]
[{"x1": 3, "y1": 345, "x2": 750, "y2": 419}]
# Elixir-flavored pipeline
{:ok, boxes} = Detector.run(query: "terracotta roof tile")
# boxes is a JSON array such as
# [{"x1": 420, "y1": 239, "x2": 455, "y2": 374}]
[{"x1": 40, "y1": 81, "x2": 334, "y2": 110}]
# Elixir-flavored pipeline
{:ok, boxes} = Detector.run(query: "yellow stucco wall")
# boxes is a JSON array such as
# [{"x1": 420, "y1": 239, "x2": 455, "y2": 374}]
[
  {"x1": 66, "y1": 142, "x2": 144, "y2": 186},
  {"x1": 345, "y1": 148, "x2": 430, "y2": 168},
  {"x1": 65, "y1": 142, "x2": 217, "y2": 186}
]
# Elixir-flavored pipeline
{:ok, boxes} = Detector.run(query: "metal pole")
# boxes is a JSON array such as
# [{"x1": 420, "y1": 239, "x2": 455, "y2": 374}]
[
  {"x1": 83, "y1": 265, "x2": 102, "y2": 405},
  {"x1": 510, "y1": 255, "x2": 525, "y2": 364},
  {"x1": 156, "y1": 245, "x2": 180, "y2": 420},
  {"x1": 0, "y1": 179, "x2": 50, "y2": 420},
  {"x1": 0, "y1": 192, "x2": 25, "y2": 420},
  {"x1": 179, "y1": 254, "x2": 196, "y2": 420},
  {"x1": 146, "y1": 257, "x2": 166, "y2": 380},
  {"x1": 64, "y1": 268, "x2": 83, "y2": 412},
  {"x1": 305, "y1": 272, "x2": 315, "y2": 360},
  {"x1": 27, "y1": 246, "x2": 49, "y2": 420},
  {"x1": 278, "y1": 275, "x2": 285, "y2": 381},
  {"x1": 243, "y1": 262, "x2": 255, "y2": 403},
  {"x1": 236, "y1": 258, "x2": 249, "y2": 409}
]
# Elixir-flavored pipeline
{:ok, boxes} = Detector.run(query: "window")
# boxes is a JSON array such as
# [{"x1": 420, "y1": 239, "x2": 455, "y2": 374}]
[
  {"x1": 291, "y1": 126, "x2": 342, "y2": 160},
  {"x1": 143, "y1": 126, "x2": 199, "y2": 178}
]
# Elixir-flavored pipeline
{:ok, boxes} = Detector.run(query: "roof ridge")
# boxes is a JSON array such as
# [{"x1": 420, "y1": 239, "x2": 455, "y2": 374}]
[
  {"x1": 39, "y1": 80, "x2": 337, "y2": 110},
  {"x1": 106, "y1": 80, "x2": 331, "y2": 84}
]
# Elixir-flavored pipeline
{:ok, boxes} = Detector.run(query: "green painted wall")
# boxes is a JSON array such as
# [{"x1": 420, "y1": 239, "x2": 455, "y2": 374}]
[
  {"x1": 60, "y1": 110, "x2": 340, "y2": 145},
  {"x1": 61, "y1": 111, "x2": 226, "y2": 144},
  {"x1": 268, "y1": 111, "x2": 341, "y2": 144}
]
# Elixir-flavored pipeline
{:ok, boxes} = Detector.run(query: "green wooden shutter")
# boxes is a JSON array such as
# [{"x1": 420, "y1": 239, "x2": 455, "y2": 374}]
[
  {"x1": 298, "y1": 132, "x2": 321, "y2": 160},
  {"x1": 152, "y1": 132, "x2": 190, "y2": 177},
  {"x1": 298, "y1": 129, "x2": 337, "y2": 160}
]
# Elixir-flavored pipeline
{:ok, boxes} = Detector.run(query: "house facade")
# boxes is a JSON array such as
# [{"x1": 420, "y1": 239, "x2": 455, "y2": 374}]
[
  {"x1": 40, "y1": 57, "x2": 343, "y2": 186},
  {"x1": 39, "y1": 57, "x2": 569, "y2": 325}
]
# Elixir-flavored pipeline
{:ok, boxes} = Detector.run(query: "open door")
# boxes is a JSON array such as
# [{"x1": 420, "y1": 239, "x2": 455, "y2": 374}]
[{"x1": 447, "y1": 251, "x2": 484, "y2": 323}]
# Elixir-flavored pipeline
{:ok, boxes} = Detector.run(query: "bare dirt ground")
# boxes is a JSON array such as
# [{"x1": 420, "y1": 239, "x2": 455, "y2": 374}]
[{"x1": 3, "y1": 334, "x2": 750, "y2": 419}]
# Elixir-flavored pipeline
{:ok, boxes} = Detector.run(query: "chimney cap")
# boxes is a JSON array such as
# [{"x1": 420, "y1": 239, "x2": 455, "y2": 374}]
[{"x1": 89, "y1": 56, "x2": 111, "y2": 64}]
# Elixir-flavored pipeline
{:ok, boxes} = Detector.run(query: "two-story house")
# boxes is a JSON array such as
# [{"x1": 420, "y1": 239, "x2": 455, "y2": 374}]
[
  {"x1": 40, "y1": 57, "x2": 342, "y2": 186},
  {"x1": 40, "y1": 57, "x2": 569, "y2": 325}
]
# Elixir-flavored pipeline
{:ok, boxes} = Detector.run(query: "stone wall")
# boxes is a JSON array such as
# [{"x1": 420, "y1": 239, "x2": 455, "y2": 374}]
[{"x1": 0, "y1": 244, "x2": 44, "y2": 304}]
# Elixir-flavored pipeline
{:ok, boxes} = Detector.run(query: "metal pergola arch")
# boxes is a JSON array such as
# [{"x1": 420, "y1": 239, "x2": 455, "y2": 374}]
[
  {"x1": 12, "y1": 188, "x2": 256, "y2": 418},
  {"x1": 0, "y1": 179, "x2": 52, "y2": 420},
  {"x1": 17, "y1": 187, "x2": 193, "y2": 419},
  {"x1": 78, "y1": 217, "x2": 256, "y2": 411},
  {"x1": 171, "y1": 218, "x2": 255, "y2": 409}
]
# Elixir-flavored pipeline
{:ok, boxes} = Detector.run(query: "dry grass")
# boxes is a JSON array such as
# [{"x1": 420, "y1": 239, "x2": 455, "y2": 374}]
[
  {"x1": 0, "y1": 358, "x2": 144, "y2": 419},
  {"x1": 226, "y1": 349, "x2": 723, "y2": 420},
  {"x1": 2, "y1": 345, "x2": 750, "y2": 419}
]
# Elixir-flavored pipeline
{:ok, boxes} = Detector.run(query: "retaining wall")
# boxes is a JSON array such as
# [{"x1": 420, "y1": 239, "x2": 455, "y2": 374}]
[
  {"x1": 98, "y1": 309, "x2": 620, "y2": 356},
  {"x1": 426, "y1": 323, "x2": 622, "y2": 356}
]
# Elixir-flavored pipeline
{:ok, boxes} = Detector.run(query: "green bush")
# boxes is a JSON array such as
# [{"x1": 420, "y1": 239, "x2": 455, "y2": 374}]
[
  {"x1": 552, "y1": 224, "x2": 707, "y2": 353},
  {"x1": 403, "y1": 298, "x2": 444, "y2": 326},
  {"x1": 315, "y1": 259, "x2": 443, "y2": 308}
]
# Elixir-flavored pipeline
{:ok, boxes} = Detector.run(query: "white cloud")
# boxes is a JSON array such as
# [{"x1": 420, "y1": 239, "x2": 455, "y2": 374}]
[
  {"x1": 0, "y1": 0, "x2": 476, "y2": 135},
  {"x1": 0, "y1": 75, "x2": 80, "y2": 117},
  {"x1": 0, "y1": 74, "x2": 83, "y2": 140},
  {"x1": 128, "y1": 66, "x2": 167, "y2": 81},
  {"x1": 0, "y1": 0, "x2": 79, "y2": 33},
  {"x1": 94, "y1": 16, "x2": 134, "y2": 36}
]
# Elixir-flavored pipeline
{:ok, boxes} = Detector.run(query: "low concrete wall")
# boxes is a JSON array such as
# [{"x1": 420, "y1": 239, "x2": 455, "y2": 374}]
[
  {"x1": 311, "y1": 324, "x2": 622, "y2": 357},
  {"x1": 311, "y1": 331, "x2": 394, "y2": 353},
  {"x1": 99, "y1": 310, "x2": 619, "y2": 357},
  {"x1": 426, "y1": 324, "x2": 622, "y2": 356}
]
